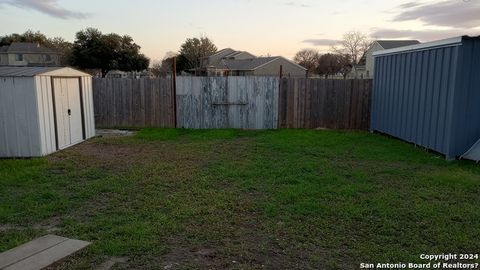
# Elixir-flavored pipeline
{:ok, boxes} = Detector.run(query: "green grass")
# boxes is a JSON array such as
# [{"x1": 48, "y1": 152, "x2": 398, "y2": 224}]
[{"x1": 1, "y1": 129, "x2": 479, "y2": 269}]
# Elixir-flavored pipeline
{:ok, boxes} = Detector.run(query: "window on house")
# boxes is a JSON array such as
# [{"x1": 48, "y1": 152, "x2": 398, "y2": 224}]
[
  {"x1": 15, "y1": 54, "x2": 23, "y2": 61},
  {"x1": 44, "y1": 54, "x2": 51, "y2": 61}
]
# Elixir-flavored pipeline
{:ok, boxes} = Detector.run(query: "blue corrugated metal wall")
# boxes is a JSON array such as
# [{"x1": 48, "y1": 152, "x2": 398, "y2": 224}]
[
  {"x1": 449, "y1": 38, "x2": 480, "y2": 158},
  {"x1": 371, "y1": 37, "x2": 480, "y2": 159}
]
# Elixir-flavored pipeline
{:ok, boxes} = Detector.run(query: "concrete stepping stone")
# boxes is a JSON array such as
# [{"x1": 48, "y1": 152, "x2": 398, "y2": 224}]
[{"x1": 0, "y1": 234, "x2": 90, "y2": 270}]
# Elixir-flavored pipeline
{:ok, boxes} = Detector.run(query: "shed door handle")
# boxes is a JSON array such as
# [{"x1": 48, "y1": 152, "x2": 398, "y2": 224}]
[{"x1": 68, "y1": 109, "x2": 71, "y2": 115}]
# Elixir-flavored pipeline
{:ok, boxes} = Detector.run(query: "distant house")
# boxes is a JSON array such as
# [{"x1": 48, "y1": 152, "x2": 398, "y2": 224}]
[
  {"x1": 105, "y1": 69, "x2": 153, "y2": 79},
  {"x1": 0, "y1": 42, "x2": 60, "y2": 67},
  {"x1": 350, "y1": 40, "x2": 420, "y2": 78},
  {"x1": 198, "y1": 48, "x2": 307, "y2": 77},
  {"x1": 105, "y1": 70, "x2": 128, "y2": 78}
]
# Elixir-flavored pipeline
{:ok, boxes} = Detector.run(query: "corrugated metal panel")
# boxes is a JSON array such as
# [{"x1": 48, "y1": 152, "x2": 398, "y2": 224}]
[
  {"x1": 0, "y1": 77, "x2": 42, "y2": 157},
  {"x1": 371, "y1": 36, "x2": 480, "y2": 159},
  {"x1": 449, "y1": 37, "x2": 480, "y2": 159},
  {"x1": 34, "y1": 76, "x2": 57, "y2": 155},
  {"x1": 81, "y1": 76, "x2": 96, "y2": 139},
  {"x1": 461, "y1": 139, "x2": 480, "y2": 161}
]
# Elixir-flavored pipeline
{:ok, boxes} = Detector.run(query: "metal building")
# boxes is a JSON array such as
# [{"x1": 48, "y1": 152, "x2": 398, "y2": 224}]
[
  {"x1": 0, "y1": 66, "x2": 95, "y2": 157},
  {"x1": 371, "y1": 36, "x2": 480, "y2": 160}
]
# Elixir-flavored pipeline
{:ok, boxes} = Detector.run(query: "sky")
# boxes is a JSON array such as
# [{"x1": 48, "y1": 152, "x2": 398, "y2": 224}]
[{"x1": 0, "y1": 0, "x2": 479, "y2": 62}]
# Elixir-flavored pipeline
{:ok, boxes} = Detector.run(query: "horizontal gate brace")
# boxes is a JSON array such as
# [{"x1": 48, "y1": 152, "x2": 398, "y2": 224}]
[{"x1": 212, "y1": 102, "x2": 248, "y2": 106}]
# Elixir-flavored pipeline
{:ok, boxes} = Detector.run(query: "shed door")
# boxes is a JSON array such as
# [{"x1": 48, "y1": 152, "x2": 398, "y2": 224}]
[{"x1": 53, "y1": 78, "x2": 83, "y2": 149}]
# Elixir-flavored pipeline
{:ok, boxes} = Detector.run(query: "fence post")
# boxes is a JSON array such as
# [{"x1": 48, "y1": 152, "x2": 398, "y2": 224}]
[
  {"x1": 172, "y1": 57, "x2": 177, "y2": 128},
  {"x1": 277, "y1": 65, "x2": 283, "y2": 128}
]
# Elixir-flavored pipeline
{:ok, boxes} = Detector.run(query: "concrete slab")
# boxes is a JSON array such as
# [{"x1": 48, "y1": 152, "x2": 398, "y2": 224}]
[
  {"x1": 0, "y1": 235, "x2": 68, "y2": 269},
  {"x1": 0, "y1": 235, "x2": 90, "y2": 270}
]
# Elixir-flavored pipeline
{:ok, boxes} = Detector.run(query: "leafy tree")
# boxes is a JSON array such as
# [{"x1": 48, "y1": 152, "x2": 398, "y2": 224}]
[
  {"x1": 70, "y1": 28, "x2": 150, "y2": 76},
  {"x1": 0, "y1": 30, "x2": 48, "y2": 45},
  {"x1": 178, "y1": 36, "x2": 217, "y2": 71},
  {"x1": 293, "y1": 49, "x2": 320, "y2": 76},
  {"x1": 48, "y1": 37, "x2": 73, "y2": 66},
  {"x1": 175, "y1": 54, "x2": 189, "y2": 73},
  {"x1": 0, "y1": 30, "x2": 72, "y2": 65}
]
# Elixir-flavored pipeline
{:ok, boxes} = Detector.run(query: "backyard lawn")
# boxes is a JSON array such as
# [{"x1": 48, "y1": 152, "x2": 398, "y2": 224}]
[{"x1": 0, "y1": 129, "x2": 479, "y2": 269}]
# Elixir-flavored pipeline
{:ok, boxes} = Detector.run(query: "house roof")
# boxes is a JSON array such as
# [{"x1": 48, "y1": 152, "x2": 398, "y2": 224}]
[
  {"x1": 216, "y1": 56, "x2": 307, "y2": 71},
  {"x1": 357, "y1": 39, "x2": 421, "y2": 64},
  {"x1": 209, "y1": 48, "x2": 236, "y2": 58},
  {"x1": 221, "y1": 57, "x2": 279, "y2": 70},
  {"x1": 106, "y1": 70, "x2": 127, "y2": 75},
  {"x1": 376, "y1": 40, "x2": 420, "y2": 49},
  {"x1": 0, "y1": 66, "x2": 89, "y2": 77},
  {"x1": 0, "y1": 42, "x2": 58, "y2": 54},
  {"x1": 203, "y1": 48, "x2": 307, "y2": 71}
]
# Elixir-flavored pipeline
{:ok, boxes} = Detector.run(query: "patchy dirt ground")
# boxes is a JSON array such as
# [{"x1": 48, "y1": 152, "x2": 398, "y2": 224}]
[{"x1": 1, "y1": 129, "x2": 479, "y2": 270}]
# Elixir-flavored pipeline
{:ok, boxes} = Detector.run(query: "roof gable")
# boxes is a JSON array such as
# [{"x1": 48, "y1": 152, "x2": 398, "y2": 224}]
[
  {"x1": 210, "y1": 48, "x2": 236, "y2": 58},
  {"x1": 376, "y1": 40, "x2": 420, "y2": 49},
  {"x1": 3, "y1": 42, "x2": 58, "y2": 54},
  {"x1": 222, "y1": 57, "x2": 279, "y2": 70}
]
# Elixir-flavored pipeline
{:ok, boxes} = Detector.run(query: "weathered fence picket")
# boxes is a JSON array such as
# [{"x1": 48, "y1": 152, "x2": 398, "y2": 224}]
[{"x1": 176, "y1": 76, "x2": 279, "y2": 129}]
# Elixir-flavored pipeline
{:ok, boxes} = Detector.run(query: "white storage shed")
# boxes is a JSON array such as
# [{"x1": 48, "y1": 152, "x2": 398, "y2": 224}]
[{"x1": 0, "y1": 66, "x2": 95, "y2": 157}]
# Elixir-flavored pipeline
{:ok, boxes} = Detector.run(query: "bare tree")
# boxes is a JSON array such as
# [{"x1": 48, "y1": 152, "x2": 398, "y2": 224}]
[
  {"x1": 151, "y1": 51, "x2": 178, "y2": 77},
  {"x1": 293, "y1": 49, "x2": 320, "y2": 76},
  {"x1": 150, "y1": 60, "x2": 163, "y2": 77},
  {"x1": 332, "y1": 31, "x2": 371, "y2": 65},
  {"x1": 337, "y1": 54, "x2": 352, "y2": 79},
  {"x1": 329, "y1": 31, "x2": 371, "y2": 78}
]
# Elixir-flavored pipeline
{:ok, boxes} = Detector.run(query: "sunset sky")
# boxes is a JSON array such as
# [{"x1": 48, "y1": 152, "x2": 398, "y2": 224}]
[{"x1": 1, "y1": 0, "x2": 479, "y2": 62}]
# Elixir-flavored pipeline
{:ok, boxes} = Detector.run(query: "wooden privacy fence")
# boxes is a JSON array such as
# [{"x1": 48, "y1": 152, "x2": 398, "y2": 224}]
[
  {"x1": 92, "y1": 77, "x2": 373, "y2": 130},
  {"x1": 279, "y1": 79, "x2": 372, "y2": 129},
  {"x1": 176, "y1": 76, "x2": 278, "y2": 129},
  {"x1": 92, "y1": 78, "x2": 175, "y2": 128}
]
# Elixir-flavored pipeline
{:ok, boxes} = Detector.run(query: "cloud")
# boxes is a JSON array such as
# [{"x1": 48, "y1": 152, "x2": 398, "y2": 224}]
[
  {"x1": 397, "y1": 2, "x2": 421, "y2": 9},
  {"x1": 284, "y1": 2, "x2": 310, "y2": 8},
  {"x1": 0, "y1": 0, "x2": 89, "y2": 19},
  {"x1": 393, "y1": 0, "x2": 480, "y2": 28},
  {"x1": 302, "y1": 38, "x2": 339, "y2": 46},
  {"x1": 370, "y1": 28, "x2": 480, "y2": 41}
]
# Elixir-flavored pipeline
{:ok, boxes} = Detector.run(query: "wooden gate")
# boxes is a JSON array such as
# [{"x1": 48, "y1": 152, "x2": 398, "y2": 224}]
[{"x1": 176, "y1": 76, "x2": 279, "y2": 129}]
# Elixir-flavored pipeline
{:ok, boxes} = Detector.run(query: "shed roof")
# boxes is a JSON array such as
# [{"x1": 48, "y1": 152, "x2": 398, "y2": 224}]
[{"x1": 0, "y1": 66, "x2": 90, "y2": 77}]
